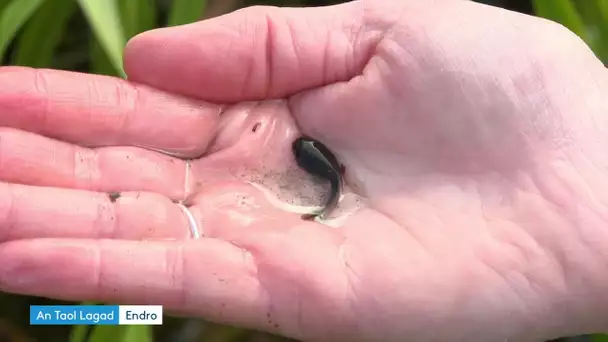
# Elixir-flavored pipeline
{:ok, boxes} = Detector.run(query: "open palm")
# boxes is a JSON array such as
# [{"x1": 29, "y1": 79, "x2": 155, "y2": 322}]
[{"x1": 1, "y1": 1, "x2": 607, "y2": 341}]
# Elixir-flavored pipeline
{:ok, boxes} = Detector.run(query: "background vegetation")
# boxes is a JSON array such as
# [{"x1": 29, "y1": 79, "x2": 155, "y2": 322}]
[{"x1": 0, "y1": 0, "x2": 606, "y2": 341}]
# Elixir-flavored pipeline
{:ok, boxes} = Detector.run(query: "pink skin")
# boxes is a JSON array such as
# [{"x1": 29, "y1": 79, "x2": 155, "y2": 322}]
[{"x1": 0, "y1": 0, "x2": 607, "y2": 341}]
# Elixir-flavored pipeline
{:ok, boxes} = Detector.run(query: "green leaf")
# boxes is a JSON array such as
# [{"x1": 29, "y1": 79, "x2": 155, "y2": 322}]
[
  {"x1": 77, "y1": 0, "x2": 126, "y2": 77},
  {"x1": 591, "y1": 333, "x2": 608, "y2": 342},
  {"x1": 89, "y1": 35, "x2": 117, "y2": 76},
  {"x1": 211, "y1": 325, "x2": 250, "y2": 342},
  {"x1": 11, "y1": 0, "x2": 76, "y2": 67},
  {"x1": 88, "y1": 325, "x2": 153, "y2": 342},
  {"x1": 69, "y1": 325, "x2": 90, "y2": 342},
  {"x1": 122, "y1": 325, "x2": 153, "y2": 342},
  {"x1": 0, "y1": 0, "x2": 12, "y2": 12},
  {"x1": 572, "y1": 0, "x2": 608, "y2": 63},
  {"x1": 573, "y1": 0, "x2": 607, "y2": 24},
  {"x1": 88, "y1": 325, "x2": 125, "y2": 342},
  {"x1": 0, "y1": 0, "x2": 46, "y2": 62},
  {"x1": 597, "y1": 0, "x2": 608, "y2": 24},
  {"x1": 118, "y1": 0, "x2": 157, "y2": 39},
  {"x1": 167, "y1": 0, "x2": 207, "y2": 27},
  {"x1": 532, "y1": 0, "x2": 589, "y2": 41}
]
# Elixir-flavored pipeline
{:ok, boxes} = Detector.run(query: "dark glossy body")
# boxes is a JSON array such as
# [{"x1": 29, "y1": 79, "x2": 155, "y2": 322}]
[{"x1": 292, "y1": 137, "x2": 343, "y2": 220}]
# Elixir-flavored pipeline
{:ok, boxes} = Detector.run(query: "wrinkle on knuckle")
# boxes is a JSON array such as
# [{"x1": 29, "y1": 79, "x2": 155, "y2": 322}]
[
  {"x1": 0, "y1": 184, "x2": 16, "y2": 242},
  {"x1": 236, "y1": 13, "x2": 260, "y2": 99},
  {"x1": 228, "y1": 5, "x2": 281, "y2": 99},
  {"x1": 356, "y1": 3, "x2": 399, "y2": 67},
  {"x1": 85, "y1": 79, "x2": 95, "y2": 129},
  {"x1": 167, "y1": 243, "x2": 188, "y2": 309},
  {"x1": 262, "y1": 11, "x2": 277, "y2": 99},
  {"x1": 73, "y1": 148, "x2": 100, "y2": 190},
  {"x1": 321, "y1": 25, "x2": 331, "y2": 84},
  {"x1": 114, "y1": 81, "x2": 138, "y2": 139},
  {"x1": 285, "y1": 16, "x2": 304, "y2": 80},
  {"x1": 345, "y1": 20, "x2": 373, "y2": 79},
  {"x1": 249, "y1": 6, "x2": 286, "y2": 98},
  {"x1": 32, "y1": 69, "x2": 51, "y2": 133},
  {"x1": 94, "y1": 196, "x2": 118, "y2": 239}
]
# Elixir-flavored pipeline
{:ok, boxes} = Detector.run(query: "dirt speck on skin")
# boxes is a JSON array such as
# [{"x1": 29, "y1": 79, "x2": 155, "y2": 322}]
[
  {"x1": 194, "y1": 161, "x2": 361, "y2": 225},
  {"x1": 108, "y1": 192, "x2": 121, "y2": 203},
  {"x1": 245, "y1": 163, "x2": 366, "y2": 226},
  {"x1": 249, "y1": 167, "x2": 329, "y2": 208}
]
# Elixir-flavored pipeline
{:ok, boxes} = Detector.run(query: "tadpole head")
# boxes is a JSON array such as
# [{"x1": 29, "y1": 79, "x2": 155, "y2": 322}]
[
  {"x1": 292, "y1": 135, "x2": 344, "y2": 179},
  {"x1": 292, "y1": 136, "x2": 316, "y2": 159}
]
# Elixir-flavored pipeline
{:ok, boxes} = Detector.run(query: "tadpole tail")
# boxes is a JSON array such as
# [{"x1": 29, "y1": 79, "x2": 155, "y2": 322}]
[
  {"x1": 302, "y1": 178, "x2": 342, "y2": 221},
  {"x1": 320, "y1": 177, "x2": 342, "y2": 220}
]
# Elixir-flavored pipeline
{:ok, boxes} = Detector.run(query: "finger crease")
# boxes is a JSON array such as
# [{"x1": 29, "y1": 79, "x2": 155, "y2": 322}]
[
  {"x1": 100, "y1": 196, "x2": 119, "y2": 239},
  {"x1": 33, "y1": 69, "x2": 50, "y2": 135},
  {"x1": 73, "y1": 148, "x2": 100, "y2": 191},
  {"x1": 169, "y1": 243, "x2": 188, "y2": 309},
  {"x1": 263, "y1": 12, "x2": 277, "y2": 98},
  {"x1": 0, "y1": 183, "x2": 16, "y2": 242},
  {"x1": 183, "y1": 160, "x2": 192, "y2": 199},
  {"x1": 117, "y1": 82, "x2": 139, "y2": 142}
]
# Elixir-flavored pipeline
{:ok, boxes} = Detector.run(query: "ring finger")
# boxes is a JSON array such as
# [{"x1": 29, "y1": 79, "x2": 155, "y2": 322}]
[{"x1": 0, "y1": 182, "x2": 192, "y2": 243}]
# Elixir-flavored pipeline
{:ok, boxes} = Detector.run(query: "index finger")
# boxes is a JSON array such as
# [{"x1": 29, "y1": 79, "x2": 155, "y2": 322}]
[
  {"x1": 123, "y1": 2, "x2": 374, "y2": 102},
  {"x1": 0, "y1": 67, "x2": 222, "y2": 158}
]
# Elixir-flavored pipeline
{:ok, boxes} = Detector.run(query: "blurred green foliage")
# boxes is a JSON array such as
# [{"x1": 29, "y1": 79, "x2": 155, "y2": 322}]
[
  {"x1": 0, "y1": 0, "x2": 607, "y2": 341},
  {"x1": 532, "y1": 0, "x2": 608, "y2": 63},
  {"x1": 593, "y1": 333, "x2": 608, "y2": 342}
]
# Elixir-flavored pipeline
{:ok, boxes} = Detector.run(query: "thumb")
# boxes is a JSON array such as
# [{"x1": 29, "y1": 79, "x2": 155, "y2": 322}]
[{"x1": 123, "y1": 1, "x2": 377, "y2": 102}]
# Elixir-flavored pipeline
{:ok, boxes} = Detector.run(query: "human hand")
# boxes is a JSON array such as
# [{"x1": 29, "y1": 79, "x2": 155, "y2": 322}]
[{"x1": 1, "y1": 0, "x2": 607, "y2": 341}]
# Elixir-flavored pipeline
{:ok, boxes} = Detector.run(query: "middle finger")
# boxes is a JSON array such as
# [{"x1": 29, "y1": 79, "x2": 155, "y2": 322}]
[{"x1": 0, "y1": 127, "x2": 189, "y2": 199}]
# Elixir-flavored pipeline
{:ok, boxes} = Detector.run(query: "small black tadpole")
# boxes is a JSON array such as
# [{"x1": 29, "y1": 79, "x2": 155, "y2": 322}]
[{"x1": 292, "y1": 136, "x2": 343, "y2": 220}]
